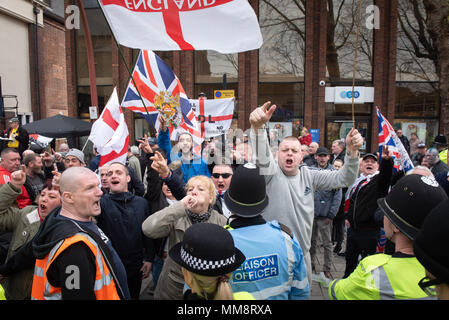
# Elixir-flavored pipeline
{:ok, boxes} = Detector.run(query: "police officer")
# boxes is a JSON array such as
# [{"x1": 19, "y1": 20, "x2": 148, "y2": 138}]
[
  {"x1": 329, "y1": 174, "x2": 448, "y2": 300},
  {"x1": 224, "y1": 163, "x2": 309, "y2": 300}
]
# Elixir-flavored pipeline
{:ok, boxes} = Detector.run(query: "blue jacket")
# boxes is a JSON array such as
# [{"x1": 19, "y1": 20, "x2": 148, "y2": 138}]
[
  {"x1": 157, "y1": 129, "x2": 210, "y2": 183},
  {"x1": 98, "y1": 192, "x2": 154, "y2": 267},
  {"x1": 227, "y1": 221, "x2": 310, "y2": 300},
  {"x1": 311, "y1": 164, "x2": 342, "y2": 219}
]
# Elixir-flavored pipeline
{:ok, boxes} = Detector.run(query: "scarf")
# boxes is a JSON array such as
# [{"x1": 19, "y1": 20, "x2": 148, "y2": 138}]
[
  {"x1": 187, "y1": 208, "x2": 212, "y2": 224},
  {"x1": 344, "y1": 171, "x2": 379, "y2": 213}
]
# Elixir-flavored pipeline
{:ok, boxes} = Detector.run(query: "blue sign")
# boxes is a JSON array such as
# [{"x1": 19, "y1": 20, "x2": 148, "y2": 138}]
[
  {"x1": 340, "y1": 90, "x2": 360, "y2": 99},
  {"x1": 232, "y1": 254, "x2": 279, "y2": 283},
  {"x1": 310, "y1": 129, "x2": 319, "y2": 143}
]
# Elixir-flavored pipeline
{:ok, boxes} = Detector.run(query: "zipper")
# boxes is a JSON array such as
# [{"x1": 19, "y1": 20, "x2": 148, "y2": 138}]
[{"x1": 352, "y1": 186, "x2": 361, "y2": 230}]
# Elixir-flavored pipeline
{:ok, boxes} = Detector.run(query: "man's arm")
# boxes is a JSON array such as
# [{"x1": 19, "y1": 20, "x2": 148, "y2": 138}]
[
  {"x1": 248, "y1": 101, "x2": 278, "y2": 178},
  {"x1": 47, "y1": 242, "x2": 97, "y2": 300},
  {"x1": 327, "y1": 189, "x2": 342, "y2": 220}
]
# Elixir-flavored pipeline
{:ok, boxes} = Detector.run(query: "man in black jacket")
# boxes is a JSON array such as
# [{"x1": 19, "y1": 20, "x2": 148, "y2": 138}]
[
  {"x1": 343, "y1": 148, "x2": 394, "y2": 278},
  {"x1": 98, "y1": 162, "x2": 154, "y2": 299}
]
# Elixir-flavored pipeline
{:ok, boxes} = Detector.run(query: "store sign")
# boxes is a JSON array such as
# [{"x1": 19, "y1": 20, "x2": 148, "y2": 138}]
[
  {"x1": 334, "y1": 87, "x2": 365, "y2": 104},
  {"x1": 214, "y1": 90, "x2": 235, "y2": 99}
]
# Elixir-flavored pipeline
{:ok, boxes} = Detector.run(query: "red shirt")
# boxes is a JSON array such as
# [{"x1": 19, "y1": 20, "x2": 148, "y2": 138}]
[
  {"x1": 299, "y1": 133, "x2": 312, "y2": 146},
  {"x1": 0, "y1": 166, "x2": 32, "y2": 208}
]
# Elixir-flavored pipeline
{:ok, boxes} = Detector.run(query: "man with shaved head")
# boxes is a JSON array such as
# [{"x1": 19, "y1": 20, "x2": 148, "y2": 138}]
[
  {"x1": 249, "y1": 101, "x2": 363, "y2": 285},
  {"x1": 30, "y1": 167, "x2": 131, "y2": 300}
]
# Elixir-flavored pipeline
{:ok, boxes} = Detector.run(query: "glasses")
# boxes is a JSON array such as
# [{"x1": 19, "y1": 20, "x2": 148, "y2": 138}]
[
  {"x1": 212, "y1": 173, "x2": 232, "y2": 179},
  {"x1": 418, "y1": 276, "x2": 442, "y2": 296}
]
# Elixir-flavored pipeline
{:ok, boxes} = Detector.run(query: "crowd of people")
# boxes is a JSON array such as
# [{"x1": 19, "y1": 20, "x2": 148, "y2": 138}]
[{"x1": 0, "y1": 103, "x2": 448, "y2": 301}]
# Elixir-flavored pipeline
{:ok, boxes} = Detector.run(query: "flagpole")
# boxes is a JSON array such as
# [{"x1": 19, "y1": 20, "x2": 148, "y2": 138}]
[{"x1": 96, "y1": 0, "x2": 157, "y2": 136}]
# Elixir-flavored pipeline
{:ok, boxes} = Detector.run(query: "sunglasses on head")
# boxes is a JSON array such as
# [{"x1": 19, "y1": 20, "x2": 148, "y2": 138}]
[
  {"x1": 212, "y1": 173, "x2": 232, "y2": 179},
  {"x1": 418, "y1": 276, "x2": 442, "y2": 297}
]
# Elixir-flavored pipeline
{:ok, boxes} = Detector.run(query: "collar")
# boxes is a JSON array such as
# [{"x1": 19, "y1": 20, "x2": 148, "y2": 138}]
[{"x1": 229, "y1": 215, "x2": 266, "y2": 229}]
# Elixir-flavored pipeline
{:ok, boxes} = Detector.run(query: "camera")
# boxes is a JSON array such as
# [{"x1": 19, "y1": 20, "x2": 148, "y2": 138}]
[{"x1": 319, "y1": 80, "x2": 326, "y2": 87}]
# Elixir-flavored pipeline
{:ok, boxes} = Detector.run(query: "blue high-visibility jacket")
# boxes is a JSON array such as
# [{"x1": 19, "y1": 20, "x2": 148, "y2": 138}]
[{"x1": 226, "y1": 221, "x2": 310, "y2": 300}]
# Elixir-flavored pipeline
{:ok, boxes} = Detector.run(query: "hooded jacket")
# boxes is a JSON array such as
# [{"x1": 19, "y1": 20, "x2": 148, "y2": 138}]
[{"x1": 98, "y1": 192, "x2": 154, "y2": 267}]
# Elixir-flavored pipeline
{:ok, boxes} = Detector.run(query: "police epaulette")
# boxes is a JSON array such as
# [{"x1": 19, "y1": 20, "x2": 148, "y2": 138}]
[{"x1": 279, "y1": 223, "x2": 293, "y2": 239}]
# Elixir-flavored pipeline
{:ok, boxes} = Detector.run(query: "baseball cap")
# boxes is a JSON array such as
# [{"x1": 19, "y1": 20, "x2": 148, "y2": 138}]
[
  {"x1": 316, "y1": 147, "x2": 330, "y2": 156},
  {"x1": 362, "y1": 153, "x2": 378, "y2": 161}
]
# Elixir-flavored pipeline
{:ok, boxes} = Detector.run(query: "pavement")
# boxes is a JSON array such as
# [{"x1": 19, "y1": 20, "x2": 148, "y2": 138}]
[
  {"x1": 309, "y1": 245, "x2": 346, "y2": 300},
  {"x1": 139, "y1": 243, "x2": 347, "y2": 300}
]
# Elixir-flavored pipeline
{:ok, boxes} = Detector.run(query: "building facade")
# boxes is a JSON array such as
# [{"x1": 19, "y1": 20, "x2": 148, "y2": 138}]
[{"x1": 0, "y1": 0, "x2": 443, "y2": 153}]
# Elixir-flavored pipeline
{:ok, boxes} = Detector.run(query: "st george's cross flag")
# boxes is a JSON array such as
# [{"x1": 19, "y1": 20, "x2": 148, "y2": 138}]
[
  {"x1": 189, "y1": 97, "x2": 234, "y2": 138},
  {"x1": 98, "y1": 0, "x2": 263, "y2": 53},
  {"x1": 121, "y1": 50, "x2": 203, "y2": 154},
  {"x1": 377, "y1": 107, "x2": 414, "y2": 173},
  {"x1": 88, "y1": 87, "x2": 129, "y2": 167}
]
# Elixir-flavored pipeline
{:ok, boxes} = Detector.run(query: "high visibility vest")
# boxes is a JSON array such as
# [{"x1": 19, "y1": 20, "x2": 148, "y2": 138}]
[
  {"x1": 439, "y1": 149, "x2": 448, "y2": 164},
  {"x1": 0, "y1": 284, "x2": 5, "y2": 300},
  {"x1": 31, "y1": 232, "x2": 121, "y2": 300},
  {"x1": 233, "y1": 292, "x2": 255, "y2": 300},
  {"x1": 328, "y1": 254, "x2": 435, "y2": 300}
]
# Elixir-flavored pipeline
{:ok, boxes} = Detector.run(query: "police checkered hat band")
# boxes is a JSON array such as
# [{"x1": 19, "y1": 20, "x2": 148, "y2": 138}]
[
  {"x1": 169, "y1": 223, "x2": 246, "y2": 276},
  {"x1": 180, "y1": 247, "x2": 236, "y2": 272}
]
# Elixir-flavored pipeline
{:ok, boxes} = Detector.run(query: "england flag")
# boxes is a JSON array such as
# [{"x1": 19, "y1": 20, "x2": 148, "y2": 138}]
[{"x1": 98, "y1": 0, "x2": 263, "y2": 53}]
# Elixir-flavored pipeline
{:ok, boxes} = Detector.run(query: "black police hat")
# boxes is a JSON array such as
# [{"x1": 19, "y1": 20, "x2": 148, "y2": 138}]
[
  {"x1": 224, "y1": 163, "x2": 269, "y2": 218},
  {"x1": 414, "y1": 199, "x2": 449, "y2": 284},
  {"x1": 434, "y1": 134, "x2": 447, "y2": 146},
  {"x1": 377, "y1": 174, "x2": 448, "y2": 240},
  {"x1": 169, "y1": 223, "x2": 245, "y2": 277}
]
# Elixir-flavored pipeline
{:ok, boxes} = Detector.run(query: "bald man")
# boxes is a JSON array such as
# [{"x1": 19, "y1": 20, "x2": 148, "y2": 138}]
[{"x1": 29, "y1": 167, "x2": 131, "y2": 300}]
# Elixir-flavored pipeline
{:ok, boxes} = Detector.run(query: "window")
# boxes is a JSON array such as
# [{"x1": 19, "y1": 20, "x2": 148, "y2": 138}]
[{"x1": 325, "y1": 0, "x2": 374, "y2": 83}]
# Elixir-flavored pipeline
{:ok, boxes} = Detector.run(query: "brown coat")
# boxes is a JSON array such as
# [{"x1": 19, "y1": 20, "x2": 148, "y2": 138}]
[{"x1": 142, "y1": 201, "x2": 227, "y2": 300}]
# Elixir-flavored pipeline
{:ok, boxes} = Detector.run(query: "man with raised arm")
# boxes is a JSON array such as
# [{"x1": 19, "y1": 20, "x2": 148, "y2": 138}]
[{"x1": 249, "y1": 101, "x2": 363, "y2": 284}]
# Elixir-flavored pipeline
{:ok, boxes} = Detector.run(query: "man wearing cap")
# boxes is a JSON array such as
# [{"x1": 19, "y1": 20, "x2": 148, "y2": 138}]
[
  {"x1": 224, "y1": 164, "x2": 309, "y2": 300},
  {"x1": 411, "y1": 143, "x2": 427, "y2": 166},
  {"x1": 310, "y1": 147, "x2": 342, "y2": 279},
  {"x1": 343, "y1": 149, "x2": 394, "y2": 278},
  {"x1": 414, "y1": 199, "x2": 449, "y2": 300},
  {"x1": 249, "y1": 101, "x2": 362, "y2": 284},
  {"x1": 1, "y1": 118, "x2": 29, "y2": 158},
  {"x1": 329, "y1": 174, "x2": 448, "y2": 300},
  {"x1": 433, "y1": 134, "x2": 448, "y2": 165}
]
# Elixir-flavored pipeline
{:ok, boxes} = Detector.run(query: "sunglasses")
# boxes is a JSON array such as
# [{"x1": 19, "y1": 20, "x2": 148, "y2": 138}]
[
  {"x1": 212, "y1": 173, "x2": 232, "y2": 179},
  {"x1": 418, "y1": 276, "x2": 442, "y2": 297}
]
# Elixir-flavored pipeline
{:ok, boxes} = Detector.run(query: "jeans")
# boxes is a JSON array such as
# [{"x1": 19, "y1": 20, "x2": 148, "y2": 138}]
[{"x1": 310, "y1": 218, "x2": 333, "y2": 273}]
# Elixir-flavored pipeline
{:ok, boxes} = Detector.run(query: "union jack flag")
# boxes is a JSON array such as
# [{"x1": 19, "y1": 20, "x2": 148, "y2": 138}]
[
  {"x1": 377, "y1": 107, "x2": 414, "y2": 172},
  {"x1": 121, "y1": 50, "x2": 203, "y2": 154}
]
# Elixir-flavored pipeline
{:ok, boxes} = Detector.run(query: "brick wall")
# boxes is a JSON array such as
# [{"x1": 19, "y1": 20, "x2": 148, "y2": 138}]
[{"x1": 35, "y1": 17, "x2": 69, "y2": 119}]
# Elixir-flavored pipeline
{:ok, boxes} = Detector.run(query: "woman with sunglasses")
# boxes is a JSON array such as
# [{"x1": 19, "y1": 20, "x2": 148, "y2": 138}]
[{"x1": 414, "y1": 199, "x2": 449, "y2": 300}]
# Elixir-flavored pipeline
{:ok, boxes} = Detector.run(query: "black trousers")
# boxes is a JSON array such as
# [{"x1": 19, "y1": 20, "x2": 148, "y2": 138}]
[
  {"x1": 125, "y1": 263, "x2": 143, "y2": 300},
  {"x1": 343, "y1": 228, "x2": 380, "y2": 278}
]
